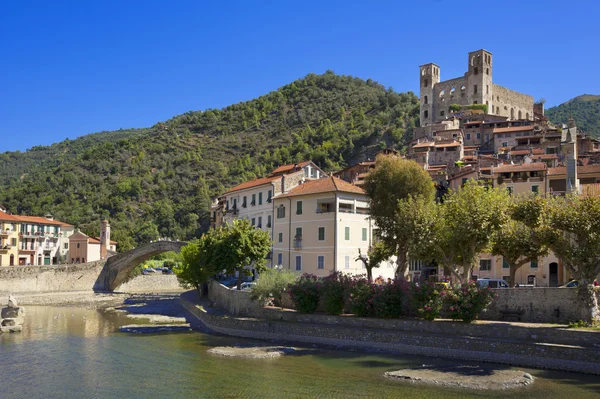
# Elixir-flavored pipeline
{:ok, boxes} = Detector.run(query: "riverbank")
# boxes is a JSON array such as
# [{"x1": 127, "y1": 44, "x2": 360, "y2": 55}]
[{"x1": 180, "y1": 290, "x2": 600, "y2": 375}]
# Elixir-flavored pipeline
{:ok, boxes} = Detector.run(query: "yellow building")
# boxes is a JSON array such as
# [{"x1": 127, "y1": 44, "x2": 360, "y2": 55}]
[
  {"x1": 0, "y1": 211, "x2": 20, "y2": 266},
  {"x1": 272, "y1": 176, "x2": 395, "y2": 279}
]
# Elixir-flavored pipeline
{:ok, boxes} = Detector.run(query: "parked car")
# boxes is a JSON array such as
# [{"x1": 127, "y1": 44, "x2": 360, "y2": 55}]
[
  {"x1": 142, "y1": 268, "x2": 156, "y2": 275},
  {"x1": 230, "y1": 282, "x2": 256, "y2": 291},
  {"x1": 162, "y1": 268, "x2": 174, "y2": 275},
  {"x1": 476, "y1": 279, "x2": 509, "y2": 288},
  {"x1": 560, "y1": 280, "x2": 579, "y2": 288}
]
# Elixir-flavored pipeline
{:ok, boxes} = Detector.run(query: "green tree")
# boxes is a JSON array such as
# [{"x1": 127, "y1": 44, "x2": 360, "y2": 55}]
[
  {"x1": 363, "y1": 155, "x2": 435, "y2": 277},
  {"x1": 355, "y1": 241, "x2": 391, "y2": 283},
  {"x1": 214, "y1": 219, "x2": 272, "y2": 290},
  {"x1": 177, "y1": 234, "x2": 220, "y2": 293},
  {"x1": 490, "y1": 218, "x2": 549, "y2": 287},
  {"x1": 425, "y1": 182, "x2": 510, "y2": 283}
]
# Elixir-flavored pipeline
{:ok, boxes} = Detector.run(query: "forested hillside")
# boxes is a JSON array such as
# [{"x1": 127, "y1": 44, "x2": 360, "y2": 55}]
[
  {"x1": 0, "y1": 72, "x2": 419, "y2": 250},
  {"x1": 546, "y1": 94, "x2": 600, "y2": 136}
]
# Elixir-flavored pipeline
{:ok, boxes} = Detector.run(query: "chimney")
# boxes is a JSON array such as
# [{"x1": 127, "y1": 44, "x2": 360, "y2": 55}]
[{"x1": 100, "y1": 219, "x2": 111, "y2": 259}]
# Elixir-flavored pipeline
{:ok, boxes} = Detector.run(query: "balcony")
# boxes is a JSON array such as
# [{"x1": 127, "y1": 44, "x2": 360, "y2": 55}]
[
  {"x1": 250, "y1": 200, "x2": 256, "y2": 206},
  {"x1": 294, "y1": 236, "x2": 303, "y2": 249}
]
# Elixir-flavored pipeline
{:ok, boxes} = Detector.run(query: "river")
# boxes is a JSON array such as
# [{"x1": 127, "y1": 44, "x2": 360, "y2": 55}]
[{"x1": 0, "y1": 305, "x2": 598, "y2": 398}]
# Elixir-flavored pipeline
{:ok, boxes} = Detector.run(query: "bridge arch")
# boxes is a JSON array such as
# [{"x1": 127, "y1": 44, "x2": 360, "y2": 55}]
[{"x1": 94, "y1": 241, "x2": 187, "y2": 291}]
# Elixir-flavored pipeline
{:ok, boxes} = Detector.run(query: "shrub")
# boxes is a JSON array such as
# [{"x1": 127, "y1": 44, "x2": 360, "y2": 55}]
[
  {"x1": 449, "y1": 103, "x2": 462, "y2": 113},
  {"x1": 163, "y1": 260, "x2": 176, "y2": 269},
  {"x1": 411, "y1": 282, "x2": 443, "y2": 321},
  {"x1": 250, "y1": 268, "x2": 298, "y2": 307},
  {"x1": 287, "y1": 273, "x2": 321, "y2": 313},
  {"x1": 372, "y1": 279, "x2": 410, "y2": 318},
  {"x1": 321, "y1": 272, "x2": 350, "y2": 315},
  {"x1": 446, "y1": 282, "x2": 495, "y2": 323},
  {"x1": 346, "y1": 276, "x2": 375, "y2": 317}
]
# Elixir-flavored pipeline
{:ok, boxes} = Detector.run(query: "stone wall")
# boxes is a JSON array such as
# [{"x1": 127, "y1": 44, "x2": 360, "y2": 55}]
[
  {"x1": 116, "y1": 275, "x2": 185, "y2": 293},
  {"x1": 0, "y1": 261, "x2": 105, "y2": 294},
  {"x1": 207, "y1": 280, "x2": 263, "y2": 316},
  {"x1": 481, "y1": 287, "x2": 591, "y2": 324},
  {"x1": 492, "y1": 84, "x2": 534, "y2": 120}
]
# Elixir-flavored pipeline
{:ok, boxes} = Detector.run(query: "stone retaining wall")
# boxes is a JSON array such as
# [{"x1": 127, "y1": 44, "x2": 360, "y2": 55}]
[
  {"x1": 208, "y1": 280, "x2": 263, "y2": 316},
  {"x1": 180, "y1": 293, "x2": 600, "y2": 375},
  {"x1": 116, "y1": 275, "x2": 185, "y2": 293},
  {"x1": 0, "y1": 261, "x2": 105, "y2": 294}
]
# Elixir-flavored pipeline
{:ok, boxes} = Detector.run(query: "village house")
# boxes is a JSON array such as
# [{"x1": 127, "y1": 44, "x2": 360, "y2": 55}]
[{"x1": 68, "y1": 220, "x2": 116, "y2": 263}]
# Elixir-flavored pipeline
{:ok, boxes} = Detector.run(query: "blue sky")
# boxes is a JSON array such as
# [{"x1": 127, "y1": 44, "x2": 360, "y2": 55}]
[{"x1": 1, "y1": 0, "x2": 599, "y2": 152}]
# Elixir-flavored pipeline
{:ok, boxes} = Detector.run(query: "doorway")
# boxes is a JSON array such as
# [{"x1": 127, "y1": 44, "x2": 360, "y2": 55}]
[{"x1": 549, "y1": 262, "x2": 558, "y2": 287}]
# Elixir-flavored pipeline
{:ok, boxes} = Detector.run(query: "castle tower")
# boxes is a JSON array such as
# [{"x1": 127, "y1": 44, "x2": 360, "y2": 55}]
[
  {"x1": 466, "y1": 49, "x2": 493, "y2": 113},
  {"x1": 100, "y1": 219, "x2": 111, "y2": 259},
  {"x1": 419, "y1": 63, "x2": 440, "y2": 126}
]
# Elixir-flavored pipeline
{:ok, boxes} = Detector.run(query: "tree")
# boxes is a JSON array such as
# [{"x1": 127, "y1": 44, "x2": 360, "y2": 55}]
[
  {"x1": 363, "y1": 156, "x2": 435, "y2": 277},
  {"x1": 355, "y1": 241, "x2": 391, "y2": 283},
  {"x1": 425, "y1": 181, "x2": 510, "y2": 284},
  {"x1": 513, "y1": 194, "x2": 600, "y2": 321},
  {"x1": 214, "y1": 219, "x2": 272, "y2": 290},
  {"x1": 490, "y1": 218, "x2": 548, "y2": 287},
  {"x1": 177, "y1": 231, "x2": 222, "y2": 293}
]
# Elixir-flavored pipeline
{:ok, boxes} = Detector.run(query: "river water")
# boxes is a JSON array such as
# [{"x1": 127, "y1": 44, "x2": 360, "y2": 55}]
[{"x1": 0, "y1": 305, "x2": 598, "y2": 399}]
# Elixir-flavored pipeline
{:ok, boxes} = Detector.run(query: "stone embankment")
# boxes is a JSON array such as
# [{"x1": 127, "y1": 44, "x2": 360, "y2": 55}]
[{"x1": 180, "y1": 290, "x2": 600, "y2": 375}]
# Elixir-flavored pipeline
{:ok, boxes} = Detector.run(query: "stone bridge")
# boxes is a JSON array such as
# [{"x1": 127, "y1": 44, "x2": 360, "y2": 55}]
[{"x1": 94, "y1": 241, "x2": 188, "y2": 291}]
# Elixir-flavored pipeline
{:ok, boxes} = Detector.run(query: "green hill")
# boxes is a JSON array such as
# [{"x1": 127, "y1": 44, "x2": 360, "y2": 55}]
[
  {"x1": 0, "y1": 72, "x2": 419, "y2": 250},
  {"x1": 546, "y1": 94, "x2": 600, "y2": 136}
]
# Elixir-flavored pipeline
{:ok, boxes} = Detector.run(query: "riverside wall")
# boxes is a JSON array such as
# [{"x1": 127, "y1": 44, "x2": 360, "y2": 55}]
[
  {"x1": 181, "y1": 292, "x2": 600, "y2": 375},
  {"x1": 116, "y1": 275, "x2": 186, "y2": 293}
]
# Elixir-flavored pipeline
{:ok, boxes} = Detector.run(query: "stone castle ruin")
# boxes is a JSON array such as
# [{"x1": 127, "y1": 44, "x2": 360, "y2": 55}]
[{"x1": 419, "y1": 49, "x2": 534, "y2": 126}]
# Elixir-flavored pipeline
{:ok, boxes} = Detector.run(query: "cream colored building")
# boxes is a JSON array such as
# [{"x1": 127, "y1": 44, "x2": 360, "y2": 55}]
[
  {"x1": 491, "y1": 163, "x2": 548, "y2": 196},
  {"x1": 0, "y1": 211, "x2": 20, "y2": 266},
  {"x1": 272, "y1": 176, "x2": 395, "y2": 280}
]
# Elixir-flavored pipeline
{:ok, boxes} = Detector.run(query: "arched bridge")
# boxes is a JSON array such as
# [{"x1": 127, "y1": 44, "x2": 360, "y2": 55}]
[{"x1": 94, "y1": 241, "x2": 188, "y2": 291}]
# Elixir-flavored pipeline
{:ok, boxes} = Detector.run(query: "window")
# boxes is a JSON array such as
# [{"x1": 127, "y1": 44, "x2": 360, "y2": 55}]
[
  {"x1": 476, "y1": 132, "x2": 480, "y2": 139},
  {"x1": 502, "y1": 258, "x2": 509, "y2": 269},
  {"x1": 480, "y1": 259, "x2": 491, "y2": 271},
  {"x1": 486, "y1": 85, "x2": 489, "y2": 94},
  {"x1": 251, "y1": 218, "x2": 256, "y2": 226},
  {"x1": 530, "y1": 260, "x2": 538, "y2": 269},
  {"x1": 474, "y1": 85, "x2": 478, "y2": 94},
  {"x1": 11, "y1": 238, "x2": 16, "y2": 247},
  {"x1": 318, "y1": 227, "x2": 325, "y2": 241},
  {"x1": 251, "y1": 194, "x2": 256, "y2": 206},
  {"x1": 440, "y1": 111, "x2": 445, "y2": 117},
  {"x1": 267, "y1": 190, "x2": 272, "y2": 203},
  {"x1": 466, "y1": 133, "x2": 471, "y2": 140},
  {"x1": 502, "y1": 141, "x2": 508, "y2": 147},
  {"x1": 345, "y1": 227, "x2": 350, "y2": 241},
  {"x1": 77, "y1": 243, "x2": 80, "y2": 249},
  {"x1": 424, "y1": 96, "x2": 428, "y2": 104},
  {"x1": 423, "y1": 79, "x2": 428, "y2": 87},
  {"x1": 424, "y1": 110, "x2": 428, "y2": 119},
  {"x1": 258, "y1": 192, "x2": 263, "y2": 205},
  {"x1": 278, "y1": 232, "x2": 283, "y2": 243},
  {"x1": 277, "y1": 253, "x2": 282, "y2": 266},
  {"x1": 242, "y1": 196, "x2": 247, "y2": 208},
  {"x1": 296, "y1": 201, "x2": 303, "y2": 215},
  {"x1": 267, "y1": 215, "x2": 272, "y2": 228},
  {"x1": 233, "y1": 199, "x2": 237, "y2": 209},
  {"x1": 506, "y1": 187, "x2": 513, "y2": 196},
  {"x1": 276, "y1": 205, "x2": 286, "y2": 219},
  {"x1": 295, "y1": 227, "x2": 302, "y2": 240},
  {"x1": 257, "y1": 216, "x2": 262, "y2": 228},
  {"x1": 486, "y1": 68, "x2": 489, "y2": 75},
  {"x1": 362, "y1": 228, "x2": 367, "y2": 241},
  {"x1": 462, "y1": 178, "x2": 468, "y2": 186},
  {"x1": 532, "y1": 185, "x2": 539, "y2": 194},
  {"x1": 295, "y1": 256, "x2": 302, "y2": 271},
  {"x1": 317, "y1": 256, "x2": 324, "y2": 269},
  {"x1": 345, "y1": 256, "x2": 350, "y2": 269}
]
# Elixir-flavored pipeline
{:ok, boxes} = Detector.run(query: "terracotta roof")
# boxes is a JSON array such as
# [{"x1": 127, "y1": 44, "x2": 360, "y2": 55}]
[
  {"x1": 223, "y1": 176, "x2": 280, "y2": 195},
  {"x1": 493, "y1": 125, "x2": 534, "y2": 134},
  {"x1": 0, "y1": 211, "x2": 21, "y2": 222},
  {"x1": 510, "y1": 148, "x2": 545, "y2": 156},
  {"x1": 412, "y1": 141, "x2": 435, "y2": 149},
  {"x1": 493, "y1": 163, "x2": 547, "y2": 173},
  {"x1": 13, "y1": 215, "x2": 72, "y2": 227},
  {"x1": 275, "y1": 176, "x2": 364, "y2": 198},
  {"x1": 435, "y1": 141, "x2": 461, "y2": 148},
  {"x1": 533, "y1": 154, "x2": 559, "y2": 160},
  {"x1": 549, "y1": 164, "x2": 600, "y2": 176},
  {"x1": 269, "y1": 161, "x2": 312, "y2": 176},
  {"x1": 90, "y1": 237, "x2": 118, "y2": 245}
]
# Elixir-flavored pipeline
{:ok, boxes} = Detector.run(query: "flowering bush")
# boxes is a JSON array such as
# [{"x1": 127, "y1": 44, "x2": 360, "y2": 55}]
[
  {"x1": 287, "y1": 274, "x2": 321, "y2": 313},
  {"x1": 372, "y1": 279, "x2": 410, "y2": 318},
  {"x1": 346, "y1": 276, "x2": 375, "y2": 317},
  {"x1": 320, "y1": 272, "x2": 350, "y2": 315},
  {"x1": 446, "y1": 282, "x2": 495, "y2": 323},
  {"x1": 411, "y1": 282, "x2": 443, "y2": 321}
]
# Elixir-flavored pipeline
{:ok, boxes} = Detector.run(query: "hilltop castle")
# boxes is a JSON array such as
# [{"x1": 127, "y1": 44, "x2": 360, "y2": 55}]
[{"x1": 419, "y1": 49, "x2": 534, "y2": 125}]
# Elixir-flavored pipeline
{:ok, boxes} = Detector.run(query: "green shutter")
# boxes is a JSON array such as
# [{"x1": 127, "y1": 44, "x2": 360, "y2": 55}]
[
  {"x1": 362, "y1": 228, "x2": 367, "y2": 241},
  {"x1": 345, "y1": 227, "x2": 350, "y2": 240},
  {"x1": 318, "y1": 227, "x2": 325, "y2": 241},
  {"x1": 502, "y1": 258, "x2": 509, "y2": 268},
  {"x1": 296, "y1": 201, "x2": 302, "y2": 215}
]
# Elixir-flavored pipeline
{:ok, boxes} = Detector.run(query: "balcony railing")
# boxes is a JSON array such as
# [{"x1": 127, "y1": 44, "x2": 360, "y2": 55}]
[{"x1": 293, "y1": 239, "x2": 302, "y2": 249}]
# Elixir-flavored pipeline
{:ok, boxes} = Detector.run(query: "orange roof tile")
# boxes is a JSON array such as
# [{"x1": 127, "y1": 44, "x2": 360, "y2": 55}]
[
  {"x1": 14, "y1": 215, "x2": 72, "y2": 227},
  {"x1": 493, "y1": 125, "x2": 534, "y2": 134},
  {"x1": 275, "y1": 176, "x2": 364, "y2": 198},
  {"x1": 493, "y1": 163, "x2": 547, "y2": 173},
  {"x1": 90, "y1": 237, "x2": 118, "y2": 245},
  {"x1": 0, "y1": 211, "x2": 21, "y2": 222},
  {"x1": 510, "y1": 148, "x2": 545, "y2": 156},
  {"x1": 412, "y1": 142, "x2": 435, "y2": 149},
  {"x1": 435, "y1": 141, "x2": 461, "y2": 148},
  {"x1": 549, "y1": 164, "x2": 600, "y2": 176},
  {"x1": 223, "y1": 176, "x2": 281, "y2": 195},
  {"x1": 269, "y1": 161, "x2": 312, "y2": 176}
]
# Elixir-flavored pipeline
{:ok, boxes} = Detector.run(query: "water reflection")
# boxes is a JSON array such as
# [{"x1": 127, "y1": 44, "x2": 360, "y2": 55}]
[{"x1": 0, "y1": 306, "x2": 597, "y2": 399}]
